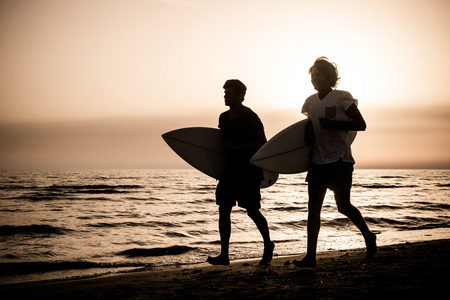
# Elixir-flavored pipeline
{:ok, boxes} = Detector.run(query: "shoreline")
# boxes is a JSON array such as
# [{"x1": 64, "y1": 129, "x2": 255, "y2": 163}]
[{"x1": 1, "y1": 239, "x2": 448, "y2": 299}]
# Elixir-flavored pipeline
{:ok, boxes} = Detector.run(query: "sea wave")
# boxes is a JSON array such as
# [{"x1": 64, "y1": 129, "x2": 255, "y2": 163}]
[
  {"x1": 86, "y1": 221, "x2": 182, "y2": 228},
  {"x1": 0, "y1": 225, "x2": 72, "y2": 237},
  {"x1": 1, "y1": 184, "x2": 146, "y2": 201},
  {"x1": 436, "y1": 183, "x2": 450, "y2": 187},
  {"x1": 354, "y1": 183, "x2": 419, "y2": 189},
  {"x1": 46, "y1": 184, "x2": 143, "y2": 195},
  {"x1": 364, "y1": 217, "x2": 450, "y2": 231},
  {"x1": 272, "y1": 206, "x2": 305, "y2": 212},
  {"x1": 0, "y1": 261, "x2": 150, "y2": 276},
  {"x1": 117, "y1": 245, "x2": 195, "y2": 257}
]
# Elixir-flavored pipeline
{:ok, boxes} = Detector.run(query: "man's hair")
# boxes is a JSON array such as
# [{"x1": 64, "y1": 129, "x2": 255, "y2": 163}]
[
  {"x1": 223, "y1": 79, "x2": 247, "y2": 97},
  {"x1": 309, "y1": 57, "x2": 341, "y2": 88}
]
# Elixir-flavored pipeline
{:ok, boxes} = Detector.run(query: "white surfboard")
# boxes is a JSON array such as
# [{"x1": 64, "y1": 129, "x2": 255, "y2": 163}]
[
  {"x1": 250, "y1": 119, "x2": 357, "y2": 174},
  {"x1": 162, "y1": 127, "x2": 278, "y2": 188}
]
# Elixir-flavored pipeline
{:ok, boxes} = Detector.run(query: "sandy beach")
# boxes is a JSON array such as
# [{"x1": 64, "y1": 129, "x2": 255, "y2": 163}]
[{"x1": 1, "y1": 239, "x2": 448, "y2": 299}]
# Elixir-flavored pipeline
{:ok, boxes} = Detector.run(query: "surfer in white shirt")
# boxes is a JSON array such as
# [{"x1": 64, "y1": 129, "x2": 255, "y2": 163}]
[{"x1": 294, "y1": 57, "x2": 377, "y2": 268}]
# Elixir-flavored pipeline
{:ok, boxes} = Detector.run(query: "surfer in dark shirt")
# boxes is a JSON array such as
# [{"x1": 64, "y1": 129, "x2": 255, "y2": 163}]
[{"x1": 207, "y1": 79, "x2": 274, "y2": 266}]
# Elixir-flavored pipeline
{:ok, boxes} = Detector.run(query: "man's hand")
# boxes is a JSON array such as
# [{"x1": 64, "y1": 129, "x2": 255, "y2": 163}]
[{"x1": 319, "y1": 118, "x2": 336, "y2": 129}]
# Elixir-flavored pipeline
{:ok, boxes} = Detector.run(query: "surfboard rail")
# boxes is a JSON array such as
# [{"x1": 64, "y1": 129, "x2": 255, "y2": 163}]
[
  {"x1": 162, "y1": 127, "x2": 278, "y2": 188},
  {"x1": 250, "y1": 119, "x2": 357, "y2": 174}
]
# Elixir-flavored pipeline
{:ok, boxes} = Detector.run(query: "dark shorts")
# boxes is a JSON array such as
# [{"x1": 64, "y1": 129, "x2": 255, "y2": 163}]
[
  {"x1": 215, "y1": 179, "x2": 261, "y2": 210},
  {"x1": 306, "y1": 160, "x2": 354, "y2": 192}
]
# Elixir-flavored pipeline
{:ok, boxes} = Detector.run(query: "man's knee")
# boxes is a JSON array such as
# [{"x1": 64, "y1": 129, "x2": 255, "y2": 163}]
[
  {"x1": 337, "y1": 204, "x2": 352, "y2": 215},
  {"x1": 219, "y1": 205, "x2": 232, "y2": 215},
  {"x1": 246, "y1": 208, "x2": 260, "y2": 219}
]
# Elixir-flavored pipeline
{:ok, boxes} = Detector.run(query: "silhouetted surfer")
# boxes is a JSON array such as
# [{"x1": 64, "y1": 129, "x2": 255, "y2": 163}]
[
  {"x1": 294, "y1": 57, "x2": 377, "y2": 268},
  {"x1": 207, "y1": 79, "x2": 274, "y2": 266}
]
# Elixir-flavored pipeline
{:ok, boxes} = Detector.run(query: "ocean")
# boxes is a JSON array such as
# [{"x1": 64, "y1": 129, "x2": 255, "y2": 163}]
[{"x1": 0, "y1": 169, "x2": 449, "y2": 285}]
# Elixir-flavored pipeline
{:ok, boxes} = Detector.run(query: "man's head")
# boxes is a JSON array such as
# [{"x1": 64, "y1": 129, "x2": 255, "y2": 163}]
[
  {"x1": 223, "y1": 79, "x2": 246, "y2": 107},
  {"x1": 309, "y1": 57, "x2": 340, "y2": 89},
  {"x1": 223, "y1": 79, "x2": 246, "y2": 98}
]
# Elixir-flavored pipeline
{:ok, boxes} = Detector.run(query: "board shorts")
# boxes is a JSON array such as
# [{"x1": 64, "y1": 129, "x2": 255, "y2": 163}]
[
  {"x1": 215, "y1": 179, "x2": 261, "y2": 210},
  {"x1": 306, "y1": 160, "x2": 354, "y2": 192}
]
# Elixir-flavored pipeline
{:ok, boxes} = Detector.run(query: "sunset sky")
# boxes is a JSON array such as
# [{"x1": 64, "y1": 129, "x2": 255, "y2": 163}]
[{"x1": 1, "y1": 0, "x2": 449, "y2": 169}]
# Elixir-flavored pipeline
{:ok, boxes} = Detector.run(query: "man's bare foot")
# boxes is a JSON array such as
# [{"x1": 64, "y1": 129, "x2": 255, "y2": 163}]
[
  {"x1": 259, "y1": 241, "x2": 275, "y2": 265},
  {"x1": 293, "y1": 257, "x2": 316, "y2": 268},
  {"x1": 207, "y1": 255, "x2": 230, "y2": 265}
]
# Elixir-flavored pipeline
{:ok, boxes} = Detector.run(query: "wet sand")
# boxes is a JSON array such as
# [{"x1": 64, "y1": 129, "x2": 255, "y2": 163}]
[{"x1": 1, "y1": 239, "x2": 448, "y2": 299}]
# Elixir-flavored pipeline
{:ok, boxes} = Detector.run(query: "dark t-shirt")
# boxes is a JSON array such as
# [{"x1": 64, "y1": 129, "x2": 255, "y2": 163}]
[{"x1": 218, "y1": 107, "x2": 264, "y2": 181}]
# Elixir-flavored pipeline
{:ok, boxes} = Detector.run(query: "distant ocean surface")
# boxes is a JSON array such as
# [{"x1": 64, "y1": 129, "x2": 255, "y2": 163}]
[{"x1": 1, "y1": 169, "x2": 449, "y2": 285}]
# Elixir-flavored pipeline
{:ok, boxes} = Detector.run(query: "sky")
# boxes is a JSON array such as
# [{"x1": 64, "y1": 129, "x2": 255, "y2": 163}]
[{"x1": 1, "y1": 0, "x2": 449, "y2": 169}]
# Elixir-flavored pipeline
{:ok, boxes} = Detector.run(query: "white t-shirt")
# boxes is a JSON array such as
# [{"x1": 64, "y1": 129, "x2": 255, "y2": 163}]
[{"x1": 302, "y1": 90, "x2": 356, "y2": 165}]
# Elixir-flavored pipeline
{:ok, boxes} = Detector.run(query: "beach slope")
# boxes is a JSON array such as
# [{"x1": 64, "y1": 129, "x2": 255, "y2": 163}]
[{"x1": 1, "y1": 239, "x2": 448, "y2": 299}]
